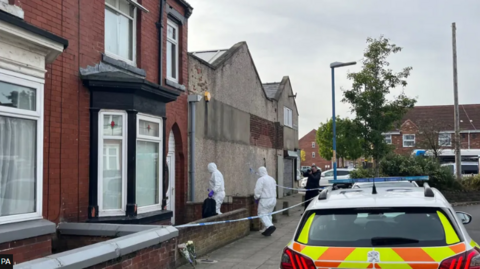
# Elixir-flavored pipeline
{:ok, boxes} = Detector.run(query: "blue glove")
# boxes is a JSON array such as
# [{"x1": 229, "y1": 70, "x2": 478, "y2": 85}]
[
  {"x1": 208, "y1": 190, "x2": 214, "y2": 198},
  {"x1": 255, "y1": 199, "x2": 259, "y2": 205}
]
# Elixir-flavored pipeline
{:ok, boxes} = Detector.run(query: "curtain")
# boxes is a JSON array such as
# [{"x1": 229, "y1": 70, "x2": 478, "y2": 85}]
[
  {"x1": 0, "y1": 116, "x2": 36, "y2": 217},
  {"x1": 136, "y1": 141, "x2": 159, "y2": 207}
]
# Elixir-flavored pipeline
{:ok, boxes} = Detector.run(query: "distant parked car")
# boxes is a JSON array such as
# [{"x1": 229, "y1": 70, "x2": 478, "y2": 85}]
[{"x1": 320, "y1": 168, "x2": 355, "y2": 187}]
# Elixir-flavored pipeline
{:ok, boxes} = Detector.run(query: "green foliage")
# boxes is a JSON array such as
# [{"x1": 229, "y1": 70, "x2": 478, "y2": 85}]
[
  {"x1": 350, "y1": 154, "x2": 461, "y2": 191},
  {"x1": 350, "y1": 167, "x2": 381, "y2": 179},
  {"x1": 316, "y1": 117, "x2": 363, "y2": 161},
  {"x1": 342, "y1": 36, "x2": 417, "y2": 175},
  {"x1": 460, "y1": 175, "x2": 480, "y2": 191}
]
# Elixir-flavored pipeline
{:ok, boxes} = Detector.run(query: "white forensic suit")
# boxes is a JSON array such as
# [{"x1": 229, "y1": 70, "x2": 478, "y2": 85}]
[
  {"x1": 208, "y1": 163, "x2": 225, "y2": 214},
  {"x1": 254, "y1": 167, "x2": 277, "y2": 229}
]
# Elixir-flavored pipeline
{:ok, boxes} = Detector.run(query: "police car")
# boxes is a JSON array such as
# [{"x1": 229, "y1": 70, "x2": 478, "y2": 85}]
[{"x1": 281, "y1": 177, "x2": 479, "y2": 269}]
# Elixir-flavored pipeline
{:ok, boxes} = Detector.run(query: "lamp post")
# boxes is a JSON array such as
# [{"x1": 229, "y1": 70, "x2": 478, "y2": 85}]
[{"x1": 330, "y1": 61, "x2": 356, "y2": 181}]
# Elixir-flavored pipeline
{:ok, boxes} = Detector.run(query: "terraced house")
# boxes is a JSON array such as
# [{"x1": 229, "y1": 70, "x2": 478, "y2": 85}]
[{"x1": 0, "y1": 0, "x2": 193, "y2": 266}]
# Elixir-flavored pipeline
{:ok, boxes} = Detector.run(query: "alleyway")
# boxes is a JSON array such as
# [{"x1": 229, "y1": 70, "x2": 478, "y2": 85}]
[{"x1": 178, "y1": 194, "x2": 303, "y2": 269}]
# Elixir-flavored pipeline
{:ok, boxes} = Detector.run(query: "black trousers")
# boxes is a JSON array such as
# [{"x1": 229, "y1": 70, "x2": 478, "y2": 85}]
[{"x1": 304, "y1": 190, "x2": 319, "y2": 210}]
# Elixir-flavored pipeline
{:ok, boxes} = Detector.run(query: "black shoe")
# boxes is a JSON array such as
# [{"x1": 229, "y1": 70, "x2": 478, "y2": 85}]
[{"x1": 263, "y1": 226, "x2": 276, "y2": 236}]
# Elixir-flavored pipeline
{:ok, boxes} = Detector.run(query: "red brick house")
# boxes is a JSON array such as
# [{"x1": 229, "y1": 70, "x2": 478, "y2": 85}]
[
  {"x1": 0, "y1": 0, "x2": 192, "y2": 263},
  {"x1": 299, "y1": 129, "x2": 332, "y2": 171},
  {"x1": 385, "y1": 104, "x2": 480, "y2": 156}
]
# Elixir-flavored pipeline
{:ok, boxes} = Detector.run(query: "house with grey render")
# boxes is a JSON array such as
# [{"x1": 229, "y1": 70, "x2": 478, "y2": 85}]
[{"x1": 188, "y1": 41, "x2": 300, "y2": 203}]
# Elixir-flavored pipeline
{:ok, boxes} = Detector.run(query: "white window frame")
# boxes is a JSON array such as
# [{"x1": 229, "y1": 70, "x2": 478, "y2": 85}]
[
  {"x1": 403, "y1": 134, "x2": 416, "y2": 148},
  {"x1": 312, "y1": 142, "x2": 315, "y2": 148},
  {"x1": 284, "y1": 107, "x2": 293, "y2": 128},
  {"x1": 104, "y1": 0, "x2": 137, "y2": 65},
  {"x1": 98, "y1": 110, "x2": 128, "y2": 217},
  {"x1": 104, "y1": 144, "x2": 121, "y2": 170},
  {"x1": 438, "y1": 133, "x2": 452, "y2": 147},
  {"x1": 312, "y1": 152, "x2": 315, "y2": 158},
  {"x1": 166, "y1": 19, "x2": 179, "y2": 83},
  {"x1": 384, "y1": 134, "x2": 392, "y2": 144},
  {"x1": 136, "y1": 114, "x2": 163, "y2": 214},
  {"x1": 0, "y1": 68, "x2": 44, "y2": 224}
]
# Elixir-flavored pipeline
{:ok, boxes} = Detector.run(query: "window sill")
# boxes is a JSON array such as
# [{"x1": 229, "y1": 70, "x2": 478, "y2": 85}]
[
  {"x1": 165, "y1": 78, "x2": 186, "y2": 91},
  {"x1": 0, "y1": 219, "x2": 56, "y2": 244},
  {"x1": 87, "y1": 210, "x2": 172, "y2": 225},
  {"x1": 102, "y1": 53, "x2": 146, "y2": 77}
]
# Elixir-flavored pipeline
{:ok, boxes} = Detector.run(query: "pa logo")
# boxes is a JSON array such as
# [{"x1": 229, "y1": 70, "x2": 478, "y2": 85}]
[
  {"x1": 0, "y1": 254, "x2": 13, "y2": 269},
  {"x1": 367, "y1": 250, "x2": 380, "y2": 263}
]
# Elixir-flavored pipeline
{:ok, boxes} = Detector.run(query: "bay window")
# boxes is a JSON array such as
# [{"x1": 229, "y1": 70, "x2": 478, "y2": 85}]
[
  {"x1": 136, "y1": 115, "x2": 162, "y2": 213},
  {"x1": 97, "y1": 111, "x2": 163, "y2": 216},
  {"x1": 98, "y1": 111, "x2": 127, "y2": 216},
  {"x1": 0, "y1": 71, "x2": 43, "y2": 224}
]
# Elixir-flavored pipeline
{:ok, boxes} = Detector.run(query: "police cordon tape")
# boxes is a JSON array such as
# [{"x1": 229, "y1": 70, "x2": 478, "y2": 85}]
[
  {"x1": 174, "y1": 197, "x2": 316, "y2": 228},
  {"x1": 275, "y1": 184, "x2": 325, "y2": 191}
]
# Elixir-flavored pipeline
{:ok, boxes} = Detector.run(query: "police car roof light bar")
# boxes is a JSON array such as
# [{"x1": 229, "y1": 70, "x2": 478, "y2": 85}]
[
  {"x1": 328, "y1": 176, "x2": 430, "y2": 184},
  {"x1": 423, "y1": 182, "x2": 435, "y2": 198}
]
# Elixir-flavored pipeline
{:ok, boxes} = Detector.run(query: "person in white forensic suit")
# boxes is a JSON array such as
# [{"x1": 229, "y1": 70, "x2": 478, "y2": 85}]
[
  {"x1": 207, "y1": 163, "x2": 225, "y2": 215},
  {"x1": 254, "y1": 166, "x2": 277, "y2": 236}
]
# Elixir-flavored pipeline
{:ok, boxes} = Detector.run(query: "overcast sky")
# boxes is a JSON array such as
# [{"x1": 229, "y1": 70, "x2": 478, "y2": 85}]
[{"x1": 186, "y1": 0, "x2": 480, "y2": 138}]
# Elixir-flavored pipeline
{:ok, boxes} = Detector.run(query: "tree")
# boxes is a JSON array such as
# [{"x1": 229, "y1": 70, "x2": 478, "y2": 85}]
[
  {"x1": 343, "y1": 36, "x2": 417, "y2": 176},
  {"x1": 300, "y1": 150, "x2": 306, "y2": 162},
  {"x1": 416, "y1": 119, "x2": 454, "y2": 158},
  {"x1": 316, "y1": 117, "x2": 363, "y2": 166}
]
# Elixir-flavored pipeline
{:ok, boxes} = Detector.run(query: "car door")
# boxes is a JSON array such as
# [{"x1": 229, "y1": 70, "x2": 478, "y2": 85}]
[{"x1": 320, "y1": 170, "x2": 333, "y2": 186}]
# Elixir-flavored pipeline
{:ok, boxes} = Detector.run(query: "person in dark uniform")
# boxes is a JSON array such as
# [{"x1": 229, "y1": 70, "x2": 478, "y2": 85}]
[{"x1": 304, "y1": 165, "x2": 321, "y2": 210}]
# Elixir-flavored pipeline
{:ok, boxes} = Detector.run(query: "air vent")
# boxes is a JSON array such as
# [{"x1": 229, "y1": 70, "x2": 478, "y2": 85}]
[
  {"x1": 339, "y1": 190, "x2": 363, "y2": 194},
  {"x1": 386, "y1": 189, "x2": 413, "y2": 192}
]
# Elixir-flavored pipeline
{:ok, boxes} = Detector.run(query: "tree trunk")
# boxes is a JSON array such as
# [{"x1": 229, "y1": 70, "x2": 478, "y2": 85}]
[{"x1": 374, "y1": 158, "x2": 380, "y2": 177}]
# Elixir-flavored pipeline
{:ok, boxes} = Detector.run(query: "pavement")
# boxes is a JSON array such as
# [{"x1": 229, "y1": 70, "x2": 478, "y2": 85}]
[{"x1": 178, "y1": 194, "x2": 304, "y2": 269}]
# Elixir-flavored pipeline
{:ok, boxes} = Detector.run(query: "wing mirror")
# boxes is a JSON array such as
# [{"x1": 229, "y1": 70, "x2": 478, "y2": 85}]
[{"x1": 456, "y1": 211, "x2": 473, "y2": 225}]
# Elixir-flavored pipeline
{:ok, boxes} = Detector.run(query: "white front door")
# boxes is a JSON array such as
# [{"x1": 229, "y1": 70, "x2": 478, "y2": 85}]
[{"x1": 166, "y1": 130, "x2": 175, "y2": 224}]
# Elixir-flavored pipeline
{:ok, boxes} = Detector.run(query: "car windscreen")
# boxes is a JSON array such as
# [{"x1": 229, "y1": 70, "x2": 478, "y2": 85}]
[
  {"x1": 295, "y1": 207, "x2": 461, "y2": 247},
  {"x1": 356, "y1": 182, "x2": 415, "y2": 188}
]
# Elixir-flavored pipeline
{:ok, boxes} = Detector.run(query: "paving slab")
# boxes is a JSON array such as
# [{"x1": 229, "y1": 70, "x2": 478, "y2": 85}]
[{"x1": 178, "y1": 194, "x2": 303, "y2": 269}]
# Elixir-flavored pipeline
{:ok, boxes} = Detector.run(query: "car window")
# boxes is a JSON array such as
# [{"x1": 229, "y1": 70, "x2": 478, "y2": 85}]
[
  {"x1": 337, "y1": 170, "x2": 351, "y2": 176},
  {"x1": 295, "y1": 207, "x2": 460, "y2": 247},
  {"x1": 324, "y1": 171, "x2": 333, "y2": 177}
]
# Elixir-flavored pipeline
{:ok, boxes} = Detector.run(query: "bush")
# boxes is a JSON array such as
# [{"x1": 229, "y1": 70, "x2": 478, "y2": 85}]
[
  {"x1": 460, "y1": 175, "x2": 480, "y2": 191},
  {"x1": 350, "y1": 154, "x2": 461, "y2": 191},
  {"x1": 350, "y1": 167, "x2": 384, "y2": 179}
]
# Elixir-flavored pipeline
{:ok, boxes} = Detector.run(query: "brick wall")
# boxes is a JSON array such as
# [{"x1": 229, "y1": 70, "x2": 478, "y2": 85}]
[
  {"x1": 250, "y1": 114, "x2": 280, "y2": 149},
  {"x1": 11, "y1": 0, "x2": 190, "y2": 225},
  {"x1": 299, "y1": 129, "x2": 331, "y2": 171},
  {"x1": 0, "y1": 235, "x2": 51, "y2": 264},
  {"x1": 85, "y1": 239, "x2": 177, "y2": 269},
  {"x1": 164, "y1": 0, "x2": 190, "y2": 225},
  {"x1": 0, "y1": 0, "x2": 191, "y2": 263},
  {"x1": 176, "y1": 209, "x2": 250, "y2": 267}
]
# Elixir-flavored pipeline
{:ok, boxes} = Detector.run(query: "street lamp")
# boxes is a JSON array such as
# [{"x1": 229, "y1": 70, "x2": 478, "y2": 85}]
[{"x1": 330, "y1": 61, "x2": 356, "y2": 181}]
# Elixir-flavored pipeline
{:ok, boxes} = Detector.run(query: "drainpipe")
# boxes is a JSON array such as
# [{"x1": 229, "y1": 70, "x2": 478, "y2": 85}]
[
  {"x1": 188, "y1": 94, "x2": 202, "y2": 201},
  {"x1": 157, "y1": 0, "x2": 165, "y2": 85}
]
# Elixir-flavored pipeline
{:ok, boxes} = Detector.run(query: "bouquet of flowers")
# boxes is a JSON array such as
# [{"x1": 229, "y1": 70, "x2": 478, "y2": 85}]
[
  {"x1": 178, "y1": 243, "x2": 195, "y2": 268},
  {"x1": 186, "y1": 241, "x2": 197, "y2": 265}
]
